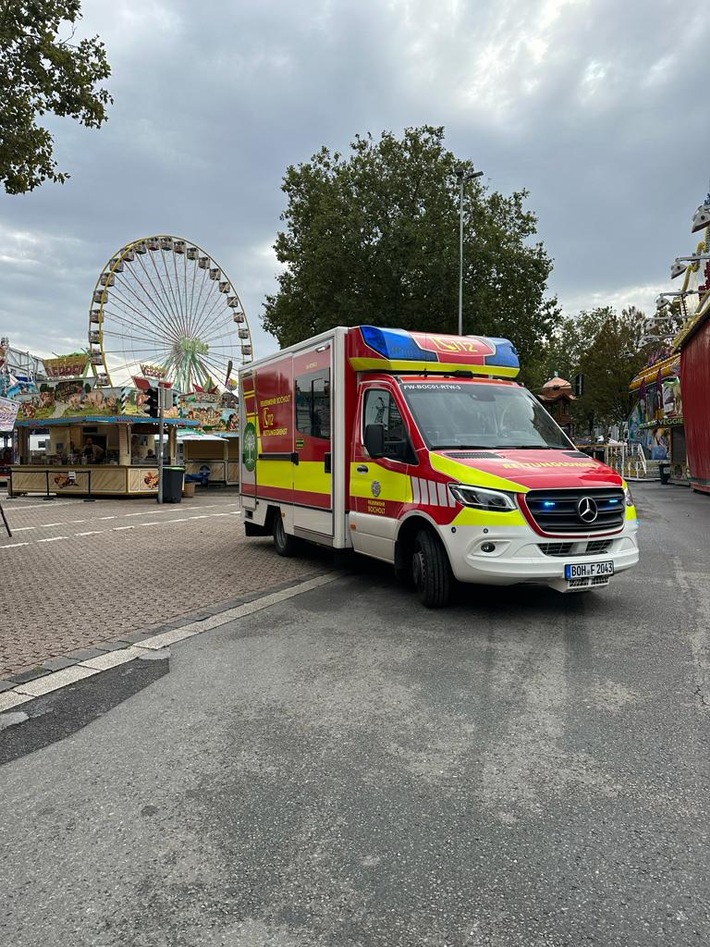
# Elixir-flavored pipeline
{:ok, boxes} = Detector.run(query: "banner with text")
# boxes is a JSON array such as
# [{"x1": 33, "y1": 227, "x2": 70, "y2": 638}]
[{"x1": 0, "y1": 396, "x2": 19, "y2": 432}]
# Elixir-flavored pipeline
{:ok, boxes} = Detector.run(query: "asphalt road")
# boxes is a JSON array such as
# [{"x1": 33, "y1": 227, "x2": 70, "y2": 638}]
[{"x1": 1, "y1": 482, "x2": 709, "y2": 946}]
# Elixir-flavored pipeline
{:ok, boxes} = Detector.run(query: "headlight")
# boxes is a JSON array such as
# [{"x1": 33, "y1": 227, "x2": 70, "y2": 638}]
[
  {"x1": 448, "y1": 484, "x2": 517, "y2": 511},
  {"x1": 624, "y1": 485, "x2": 635, "y2": 507}
]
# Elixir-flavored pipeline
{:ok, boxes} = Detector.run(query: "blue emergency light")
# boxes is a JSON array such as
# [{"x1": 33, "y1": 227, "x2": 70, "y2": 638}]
[{"x1": 357, "y1": 326, "x2": 520, "y2": 374}]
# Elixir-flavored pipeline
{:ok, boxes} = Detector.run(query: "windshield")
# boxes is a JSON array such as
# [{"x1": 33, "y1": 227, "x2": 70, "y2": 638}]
[{"x1": 400, "y1": 381, "x2": 574, "y2": 450}]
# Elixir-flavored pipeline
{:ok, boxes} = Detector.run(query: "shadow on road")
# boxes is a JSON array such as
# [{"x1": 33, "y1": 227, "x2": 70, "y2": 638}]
[{"x1": 0, "y1": 657, "x2": 169, "y2": 766}]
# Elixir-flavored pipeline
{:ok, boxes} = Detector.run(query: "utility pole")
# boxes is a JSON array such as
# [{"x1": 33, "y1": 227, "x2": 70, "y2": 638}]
[
  {"x1": 456, "y1": 166, "x2": 483, "y2": 336},
  {"x1": 157, "y1": 381, "x2": 169, "y2": 504}
]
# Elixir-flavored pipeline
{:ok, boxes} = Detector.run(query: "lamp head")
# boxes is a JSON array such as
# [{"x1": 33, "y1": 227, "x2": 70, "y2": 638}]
[
  {"x1": 455, "y1": 167, "x2": 484, "y2": 182},
  {"x1": 670, "y1": 259, "x2": 687, "y2": 280},
  {"x1": 691, "y1": 203, "x2": 710, "y2": 233}
]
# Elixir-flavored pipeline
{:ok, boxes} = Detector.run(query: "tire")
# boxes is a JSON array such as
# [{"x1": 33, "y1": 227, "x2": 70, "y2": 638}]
[
  {"x1": 411, "y1": 529, "x2": 451, "y2": 608},
  {"x1": 273, "y1": 512, "x2": 297, "y2": 557}
]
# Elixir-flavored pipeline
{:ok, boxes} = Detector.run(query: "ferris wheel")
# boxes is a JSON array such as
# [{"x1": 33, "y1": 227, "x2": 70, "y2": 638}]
[{"x1": 88, "y1": 235, "x2": 253, "y2": 391}]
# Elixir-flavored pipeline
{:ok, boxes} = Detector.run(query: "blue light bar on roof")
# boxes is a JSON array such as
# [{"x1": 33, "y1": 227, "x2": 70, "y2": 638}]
[{"x1": 350, "y1": 326, "x2": 520, "y2": 377}]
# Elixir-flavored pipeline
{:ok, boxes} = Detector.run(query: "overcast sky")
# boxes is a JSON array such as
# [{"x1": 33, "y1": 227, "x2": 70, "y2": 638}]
[{"x1": 3, "y1": 0, "x2": 710, "y2": 376}]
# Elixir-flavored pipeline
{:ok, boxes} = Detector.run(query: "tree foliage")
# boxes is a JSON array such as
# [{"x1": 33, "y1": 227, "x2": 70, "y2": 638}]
[
  {"x1": 538, "y1": 306, "x2": 650, "y2": 433},
  {"x1": 263, "y1": 126, "x2": 558, "y2": 370},
  {"x1": 0, "y1": 0, "x2": 112, "y2": 194}
]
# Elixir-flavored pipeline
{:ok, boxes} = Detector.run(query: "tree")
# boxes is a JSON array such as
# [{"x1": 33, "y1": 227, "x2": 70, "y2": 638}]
[
  {"x1": 538, "y1": 306, "x2": 650, "y2": 434},
  {"x1": 263, "y1": 126, "x2": 558, "y2": 370},
  {"x1": 0, "y1": 0, "x2": 112, "y2": 194}
]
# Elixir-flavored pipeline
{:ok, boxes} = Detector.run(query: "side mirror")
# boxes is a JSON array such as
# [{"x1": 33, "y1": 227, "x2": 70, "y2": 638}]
[{"x1": 364, "y1": 423, "x2": 385, "y2": 458}]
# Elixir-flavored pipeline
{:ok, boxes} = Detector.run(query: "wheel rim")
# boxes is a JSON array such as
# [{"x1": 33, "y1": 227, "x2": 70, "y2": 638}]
[{"x1": 412, "y1": 548, "x2": 424, "y2": 589}]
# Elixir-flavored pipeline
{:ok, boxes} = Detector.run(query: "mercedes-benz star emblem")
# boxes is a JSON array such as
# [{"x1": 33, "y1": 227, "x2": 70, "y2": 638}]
[{"x1": 577, "y1": 496, "x2": 598, "y2": 524}]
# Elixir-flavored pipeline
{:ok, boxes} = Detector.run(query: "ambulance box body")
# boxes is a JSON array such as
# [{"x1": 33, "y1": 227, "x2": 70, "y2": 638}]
[{"x1": 239, "y1": 326, "x2": 639, "y2": 607}]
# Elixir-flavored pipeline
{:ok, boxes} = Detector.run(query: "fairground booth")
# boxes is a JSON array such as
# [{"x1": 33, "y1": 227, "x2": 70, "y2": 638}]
[
  {"x1": 628, "y1": 353, "x2": 687, "y2": 486},
  {"x1": 8, "y1": 355, "x2": 198, "y2": 498},
  {"x1": 627, "y1": 188, "x2": 710, "y2": 491}
]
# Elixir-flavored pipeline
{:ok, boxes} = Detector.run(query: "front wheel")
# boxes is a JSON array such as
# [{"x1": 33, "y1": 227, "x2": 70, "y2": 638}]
[
  {"x1": 273, "y1": 511, "x2": 297, "y2": 557},
  {"x1": 412, "y1": 529, "x2": 451, "y2": 608}
]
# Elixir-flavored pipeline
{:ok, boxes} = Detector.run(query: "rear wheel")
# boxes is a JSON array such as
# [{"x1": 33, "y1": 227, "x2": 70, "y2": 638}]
[
  {"x1": 273, "y1": 511, "x2": 297, "y2": 557},
  {"x1": 412, "y1": 529, "x2": 451, "y2": 608}
]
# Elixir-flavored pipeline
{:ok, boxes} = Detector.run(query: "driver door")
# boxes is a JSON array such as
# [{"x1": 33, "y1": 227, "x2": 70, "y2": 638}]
[{"x1": 348, "y1": 385, "x2": 413, "y2": 560}]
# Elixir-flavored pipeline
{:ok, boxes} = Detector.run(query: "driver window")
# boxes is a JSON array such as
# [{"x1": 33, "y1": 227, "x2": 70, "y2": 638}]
[{"x1": 364, "y1": 389, "x2": 409, "y2": 459}]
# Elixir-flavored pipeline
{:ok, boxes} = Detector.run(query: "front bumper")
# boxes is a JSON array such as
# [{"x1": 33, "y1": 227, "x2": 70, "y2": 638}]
[{"x1": 440, "y1": 520, "x2": 639, "y2": 591}]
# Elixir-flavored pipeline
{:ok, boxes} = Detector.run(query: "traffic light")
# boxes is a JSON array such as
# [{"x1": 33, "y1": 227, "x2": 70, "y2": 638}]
[
  {"x1": 158, "y1": 383, "x2": 175, "y2": 413},
  {"x1": 146, "y1": 387, "x2": 159, "y2": 418}
]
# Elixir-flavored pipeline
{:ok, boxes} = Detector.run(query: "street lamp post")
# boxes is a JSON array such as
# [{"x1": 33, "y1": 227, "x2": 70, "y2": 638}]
[{"x1": 456, "y1": 166, "x2": 483, "y2": 336}]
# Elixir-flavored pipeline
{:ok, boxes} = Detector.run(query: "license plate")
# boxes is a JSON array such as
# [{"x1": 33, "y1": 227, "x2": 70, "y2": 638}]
[{"x1": 564, "y1": 560, "x2": 615, "y2": 580}]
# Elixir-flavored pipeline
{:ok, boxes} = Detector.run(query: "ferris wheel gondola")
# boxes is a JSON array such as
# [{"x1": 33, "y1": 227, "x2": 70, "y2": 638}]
[{"x1": 88, "y1": 235, "x2": 253, "y2": 391}]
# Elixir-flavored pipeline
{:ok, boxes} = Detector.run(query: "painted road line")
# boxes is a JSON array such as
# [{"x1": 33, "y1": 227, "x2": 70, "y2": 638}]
[
  {"x1": 98, "y1": 516, "x2": 117, "y2": 520},
  {"x1": 123, "y1": 510, "x2": 178, "y2": 517},
  {"x1": 79, "y1": 646, "x2": 148, "y2": 672},
  {"x1": 2, "y1": 510, "x2": 243, "y2": 548},
  {"x1": 132, "y1": 626, "x2": 203, "y2": 650},
  {"x1": 137, "y1": 574, "x2": 340, "y2": 649},
  {"x1": 0, "y1": 692, "x2": 33, "y2": 713},
  {"x1": 14, "y1": 665, "x2": 100, "y2": 698},
  {"x1": 0, "y1": 501, "x2": 75, "y2": 512}
]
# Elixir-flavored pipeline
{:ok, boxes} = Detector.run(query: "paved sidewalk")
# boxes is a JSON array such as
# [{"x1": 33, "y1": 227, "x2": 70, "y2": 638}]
[{"x1": 0, "y1": 489, "x2": 334, "y2": 682}]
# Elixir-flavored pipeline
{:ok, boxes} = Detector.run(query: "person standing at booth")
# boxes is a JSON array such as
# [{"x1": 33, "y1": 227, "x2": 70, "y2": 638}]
[{"x1": 83, "y1": 437, "x2": 104, "y2": 464}]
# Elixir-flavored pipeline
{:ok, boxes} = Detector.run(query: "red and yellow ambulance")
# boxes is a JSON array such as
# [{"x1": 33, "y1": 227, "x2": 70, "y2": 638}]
[{"x1": 239, "y1": 326, "x2": 639, "y2": 607}]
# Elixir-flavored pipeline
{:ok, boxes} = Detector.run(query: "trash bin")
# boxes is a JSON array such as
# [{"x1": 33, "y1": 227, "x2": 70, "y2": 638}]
[
  {"x1": 659, "y1": 462, "x2": 671, "y2": 485},
  {"x1": 161, "y1": 466, "x2": 184, "y2": 503}
]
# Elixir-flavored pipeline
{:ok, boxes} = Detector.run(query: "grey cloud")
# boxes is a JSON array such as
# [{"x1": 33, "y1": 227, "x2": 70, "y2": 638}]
[{"x1": 2, "y1": 0, "x2": 710, "y2": 359}]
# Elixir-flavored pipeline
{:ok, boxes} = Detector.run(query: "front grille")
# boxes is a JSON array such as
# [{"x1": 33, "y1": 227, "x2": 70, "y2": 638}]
[
  {"x1": 538, "y1": 543, "x2": 574, "y2": 557},
  {"x1": 524, "y1": 488, "x2": 626, "y2": 535},
  {"x1": 539, "y1": 539, "x2": 613, "y2": 557},
  {"x1": 586, "y1": 540, "x2": 612, "y2": 554}
]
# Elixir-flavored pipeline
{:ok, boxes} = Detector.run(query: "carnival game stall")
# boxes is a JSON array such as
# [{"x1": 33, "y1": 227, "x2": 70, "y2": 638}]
[
  {"x1": 1, "y1": 336, "x2": 47, "y2": 488},
  {"x1": 628, "y1": 353, "x2": 687, "y2": 485},
  {"x1": 8, "y1": 367, "x2": 197, "y2": 497},
  {"x1": 177, "y1": 385, "x2": 240, "y2": 486},
  {"x1": 176, "y1": 431, "x2": 235, "y2": 487}
]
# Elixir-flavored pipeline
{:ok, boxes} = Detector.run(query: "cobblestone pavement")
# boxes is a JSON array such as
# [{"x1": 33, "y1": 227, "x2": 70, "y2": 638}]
[{"x1": 0, "y1": 488, "x2": 335, "y2": 681}]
